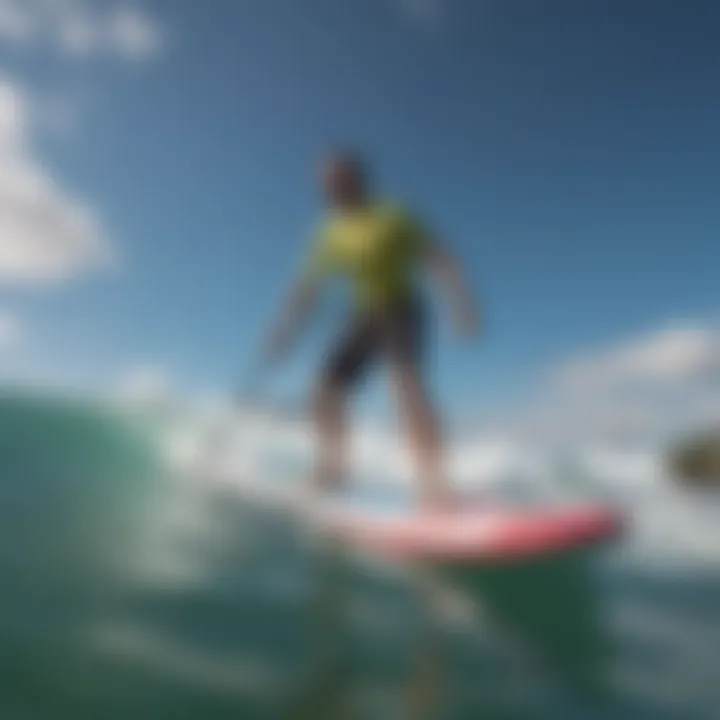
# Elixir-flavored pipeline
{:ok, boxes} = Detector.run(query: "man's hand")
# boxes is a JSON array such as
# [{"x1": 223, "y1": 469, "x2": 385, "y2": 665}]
[
  {"x1": 238, "y1": 280, "x2": 320, "y2": 409},
  {"x1": 262, "y1": 331, "x2": 291, "y2": 367},
  {"x1": 260, "y1": 277, "x2": 321, "y2": 367},
  {"x1": 454, "y1": 303, "x2": 481, "y2": 341},
  {"x1": 422, "y1": 244, "x2": 481, "y2": 342}
]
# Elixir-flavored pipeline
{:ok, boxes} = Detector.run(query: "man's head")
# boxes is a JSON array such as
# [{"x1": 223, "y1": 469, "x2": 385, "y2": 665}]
[{"x1": 321, "y1": 150, "x2": 369, "y2": 208}]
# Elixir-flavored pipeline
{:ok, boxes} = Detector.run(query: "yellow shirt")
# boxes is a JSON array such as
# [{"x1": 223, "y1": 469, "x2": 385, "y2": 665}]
[{"x1": 305, "y1": 202, "x2": 430, "y2": 309}]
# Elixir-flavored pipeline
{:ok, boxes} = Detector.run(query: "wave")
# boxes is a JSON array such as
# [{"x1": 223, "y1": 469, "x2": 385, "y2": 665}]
[
  {"x1": 0, "y1": 388, "x2": 718, "y2": 718},
  {"x1": 150, "y1": 402, "x2": 720, "y2": 570}
]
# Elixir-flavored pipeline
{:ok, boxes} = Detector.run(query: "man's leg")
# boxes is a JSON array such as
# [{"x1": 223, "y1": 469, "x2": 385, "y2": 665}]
[
  {"x1": 313, "y1": 316, "x2": 376, "y2": 495},
  {"x1": 391, "y1": 363, "x2": 453, "y2": 511},
  {"x1": 312, "y1": 378, "x2": 347, "y2": 494},
  {"x1": 385, "y1": 297, "x2": 454, "y2": 511}
]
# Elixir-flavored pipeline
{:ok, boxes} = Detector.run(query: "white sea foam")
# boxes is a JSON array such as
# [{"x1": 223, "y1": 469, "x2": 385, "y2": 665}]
[{"x1": 151, "y1": 406, "x2": 720, "y2": 572}]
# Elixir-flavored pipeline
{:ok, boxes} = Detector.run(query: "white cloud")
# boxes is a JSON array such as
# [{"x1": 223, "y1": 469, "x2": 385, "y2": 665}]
[
  {"x1": 0, "y1": 0, "x2": 32, "y2": 43},
  {"x1": 0, "y1": 0, "x2": 164, "y2": 61},
  {"x1": 0, "y1": 78, "x2": 112, "y2": 284},
  {"x1": 57, "y1": 4, "x2": 98, "y2": 57},
  {"x1": 0, "y1": 77, "x2": 25, "y2": 148},
  {"x1": 106, "y1": 5, "x2": 162, "y2": 61},
  {"x1": 502, "y1": 321, "x2": 720, "y2": 446},
  {"x1": 116, "y1": 364, "x2": 172, "y2": 408},
  {"x1": 556, "y1": 325, "x2": 720, "y2": 391}
]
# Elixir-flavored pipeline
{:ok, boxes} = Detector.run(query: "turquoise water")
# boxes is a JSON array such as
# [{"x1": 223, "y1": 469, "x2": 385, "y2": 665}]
[{"x1": 0, "y1": 391, "x2": 718, "y2": 719}]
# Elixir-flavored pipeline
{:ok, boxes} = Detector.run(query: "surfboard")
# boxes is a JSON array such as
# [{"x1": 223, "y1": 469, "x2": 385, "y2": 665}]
[{"x1": 327, "y1": 504, "x2": 624, "y2": 564}]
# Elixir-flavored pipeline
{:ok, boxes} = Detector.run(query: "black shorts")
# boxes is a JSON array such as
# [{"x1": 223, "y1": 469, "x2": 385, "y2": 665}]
[{"x1": 322, "y1": 295, "x2": 426, "y2": 389}]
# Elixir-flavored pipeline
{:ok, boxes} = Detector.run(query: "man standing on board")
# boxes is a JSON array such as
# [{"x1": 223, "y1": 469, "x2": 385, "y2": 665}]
[{"x1": 262, "y1": 150, "x2": 480, "y2": 511}]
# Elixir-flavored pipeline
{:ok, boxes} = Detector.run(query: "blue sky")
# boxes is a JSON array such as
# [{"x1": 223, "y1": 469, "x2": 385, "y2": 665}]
[{"x1": 0, "y1": 0, "x2": 719, "y2": 438}]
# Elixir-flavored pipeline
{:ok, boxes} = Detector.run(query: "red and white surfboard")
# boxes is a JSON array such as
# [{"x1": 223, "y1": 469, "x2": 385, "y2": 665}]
[{"x1": 329, "y1": 504, "x2": 624, "y2": 563}]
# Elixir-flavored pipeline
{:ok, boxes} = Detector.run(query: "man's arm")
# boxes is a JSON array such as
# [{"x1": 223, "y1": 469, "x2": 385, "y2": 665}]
[
  {"x1": 261, "y1": 225, "x2": 334, "y2": 366},
  {"x1": 238, "y1": 276, "x2": 322, "y2": 404},
  {"x1": 261, "y1": 276, "x2": 322, "y2": 365},
  {"x1": 420, "y1": 243, "x2": 481, "y2": 339}
]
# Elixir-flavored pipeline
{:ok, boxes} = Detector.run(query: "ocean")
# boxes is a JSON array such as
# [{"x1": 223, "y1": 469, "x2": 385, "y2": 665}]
[{"x1": 0, "y1": 390, "x2": 718, "y2": 719}]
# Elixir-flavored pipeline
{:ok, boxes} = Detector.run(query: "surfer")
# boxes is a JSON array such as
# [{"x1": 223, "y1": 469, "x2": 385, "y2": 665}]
[{"x1": 261, "y1": 150, "x2": 480, "y2": 511}]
